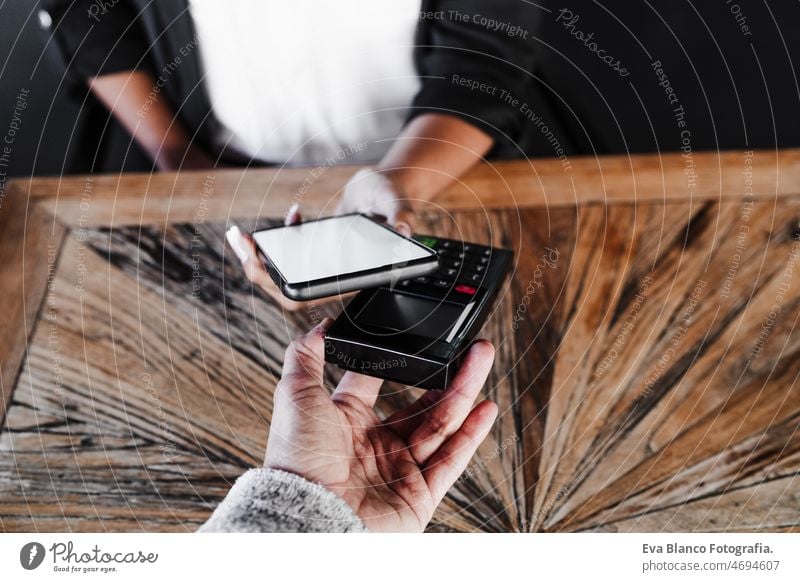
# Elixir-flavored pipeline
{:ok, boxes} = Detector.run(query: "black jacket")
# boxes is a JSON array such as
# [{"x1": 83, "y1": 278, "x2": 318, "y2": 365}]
[{"x1": 41, "y1": 0, "x2": 800, "y2": 171}]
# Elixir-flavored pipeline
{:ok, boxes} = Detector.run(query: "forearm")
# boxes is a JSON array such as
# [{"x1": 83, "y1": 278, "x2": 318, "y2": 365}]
[
  {"x1": 88, "y1": 70, "x2": 213, "y2": 170},
  {"x1": 377, "y1": 113, "x2": 494, "y2": 202}
]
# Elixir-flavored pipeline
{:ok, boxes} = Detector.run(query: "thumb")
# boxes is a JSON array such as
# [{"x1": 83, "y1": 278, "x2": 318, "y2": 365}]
[
  {"x1": 393, "y1": 211, "x2": 414, "y2": 237},
  {"x1": 280, "y1": 318, "x2": 334, "y2": 390}
]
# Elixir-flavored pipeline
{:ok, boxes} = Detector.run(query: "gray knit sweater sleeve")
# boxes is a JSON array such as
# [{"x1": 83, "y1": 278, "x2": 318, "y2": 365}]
[{"x1": 198, "y1": 468, "x2": 368, "y2": 533}]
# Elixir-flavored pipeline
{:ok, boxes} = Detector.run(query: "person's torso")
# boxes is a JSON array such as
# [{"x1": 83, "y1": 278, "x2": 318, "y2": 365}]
[{"x1": 188, "y1": 0, "x2": 421, "y2": 166}]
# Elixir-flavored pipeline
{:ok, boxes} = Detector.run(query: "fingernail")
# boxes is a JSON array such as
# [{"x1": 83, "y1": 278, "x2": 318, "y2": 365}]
[
  {"x1": 394, "y1": 222, "x2": 412, "y2": 237},
  {"x1": 314, "y1": 317, "x2": 334, "y2": 335},
  {"x1": 226, "y1": 226, "x2": 249, "y2": 262},
  {"x1": 285, "y1": 202, "x2": 300, "y2": 225}
]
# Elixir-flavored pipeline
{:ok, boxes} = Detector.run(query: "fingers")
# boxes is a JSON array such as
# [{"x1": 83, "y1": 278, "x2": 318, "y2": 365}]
[
  {"x1": 332, "y1": 371, "x2": 384, "y2": 408},
  {"x1": 226, "y1": 226, "x2": 259, "y2": 279},
  {"x1": 227, "y1": 225, "x2": 289, "y2": 299},
  {"x1": 226, "y1": 225, "x2": 251, "y2": 263},
  {"x1": 339, "y1": 169, "x2": 417, "y2": 234},
  {"x1": 407, "y1": 340, "x2": 496, "y2": 465},
  {"x1": 422, "y1": 399, "x2": 498, "y2": 506},
  {"x1": 226, "y1": 226, "x2": 274, "y2": 291},
  {"x1": 393, "y1": 220, "x2": 412, "y2": 238},
  {"x1": 226, "y1": 225, "x2": 259, "y2": 272},
  {"x1": 384, "y1": 389, "x2": 444, "y2": 438},
  {"x1": 284, "y1": 202, "x2": 302, "y2": 226},
  {"x1": 334, "y1": 195, "x2": 355, "y2": 217},
  {"x1": 239, "y1": 232, "x2": 264, "y2": 281},
  {"x1": 280, "y1": 318, "x2": 334, "y2": 389},
  {"x1": 392, "y1": 206, "x2": 416, "y2": 236}
]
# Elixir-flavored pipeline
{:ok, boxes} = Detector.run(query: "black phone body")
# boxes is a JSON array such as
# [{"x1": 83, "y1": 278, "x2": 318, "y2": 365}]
[{"x1": 251, "y1": 214, "x2": 439, "y2": 301}]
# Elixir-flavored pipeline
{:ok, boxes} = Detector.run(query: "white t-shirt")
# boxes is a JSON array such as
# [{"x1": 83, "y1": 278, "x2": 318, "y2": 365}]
[{"x1": 188, "y1": 0, "x2": 421, "y2": 166}]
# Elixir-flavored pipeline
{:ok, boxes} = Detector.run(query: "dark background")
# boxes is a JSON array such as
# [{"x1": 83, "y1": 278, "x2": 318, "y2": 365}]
[
  {"x1": 0, "y1": 1, "x2": 84, "y2": 179},
  {"x1": 1, "y1": 0, "x2": 799, "y2": 181},
  {"x1": 0, "y1": 0, "x2": 149, "y2": 181}
]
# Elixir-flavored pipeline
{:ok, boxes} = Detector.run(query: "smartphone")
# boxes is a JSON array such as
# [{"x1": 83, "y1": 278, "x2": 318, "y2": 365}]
[{"x1": 251, "y1": 214, "x2": 440, "y2": 300}]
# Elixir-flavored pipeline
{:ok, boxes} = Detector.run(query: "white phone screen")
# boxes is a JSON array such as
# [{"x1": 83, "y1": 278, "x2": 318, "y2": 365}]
[{"x1": 252, "y1": 215, "x2": 434, "y2": 284}]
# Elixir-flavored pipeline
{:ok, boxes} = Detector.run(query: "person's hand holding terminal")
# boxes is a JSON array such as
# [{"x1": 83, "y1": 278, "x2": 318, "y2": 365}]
[{"x1": 200, "y1": 319, "x2": 498, "y2": 533}]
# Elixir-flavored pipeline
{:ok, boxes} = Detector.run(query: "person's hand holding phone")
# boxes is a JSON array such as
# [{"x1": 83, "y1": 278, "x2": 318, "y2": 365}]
[
  {"x1": 225, "y1": 169, "x2": 416, "y2": 306},
  {"x1": 265, "y1": 319, "x2": 498, "y2": 532},
  {"x1": 336, "y1": 168, "x2": 416, "y2": 235}
]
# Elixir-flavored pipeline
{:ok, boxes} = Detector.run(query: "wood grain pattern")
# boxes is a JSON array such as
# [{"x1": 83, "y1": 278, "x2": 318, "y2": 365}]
[
  {"x1": 11, "y1": 148, "x2": 800, "y2": 227},
  {"x1": 0, "y1": 190, "x2": 65, "y2": 427},
  {"x1": 5, "y1": 151, "x2": 800, "y2": 424},
  {"x1": 2, "y1": 193, "x2": 799, "y2": 532}
]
